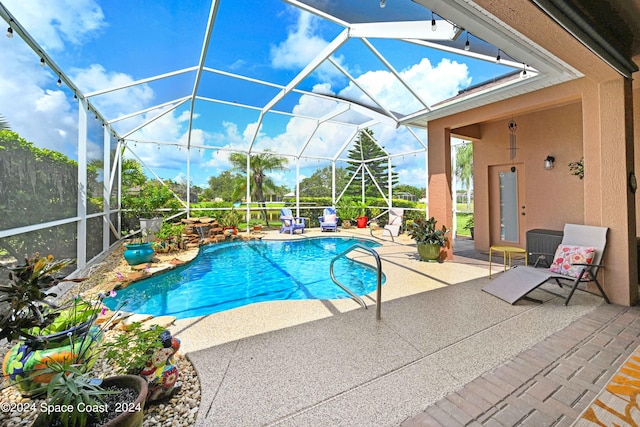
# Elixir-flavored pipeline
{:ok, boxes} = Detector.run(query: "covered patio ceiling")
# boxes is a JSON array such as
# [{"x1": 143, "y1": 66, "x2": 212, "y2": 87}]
[{"x1": 0, "y1": 0, "x2": 583, "y2": 164}]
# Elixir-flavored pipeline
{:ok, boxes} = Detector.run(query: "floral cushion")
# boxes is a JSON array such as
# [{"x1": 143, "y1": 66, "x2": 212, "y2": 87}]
[
  {"x1": 549, "y1": 245, "x2": 595, "y2": 278},
  {"x1": 323, "y1": 214, "x2": 337, "y2": 223}
]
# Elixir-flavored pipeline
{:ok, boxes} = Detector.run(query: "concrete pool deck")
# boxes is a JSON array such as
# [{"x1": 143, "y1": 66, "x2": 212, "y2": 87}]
[{"x1": 169, "y1": 228, "x2": 640, "y2": 426}]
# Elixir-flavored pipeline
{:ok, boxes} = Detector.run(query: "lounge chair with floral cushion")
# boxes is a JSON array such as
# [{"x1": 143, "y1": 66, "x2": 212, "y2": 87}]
[
  {"x1": 482, "y1": 224, "x2": 610, "y2": 306},
  {"x1": 318, "y1": 207, "x2": 338, "y2": 232}
]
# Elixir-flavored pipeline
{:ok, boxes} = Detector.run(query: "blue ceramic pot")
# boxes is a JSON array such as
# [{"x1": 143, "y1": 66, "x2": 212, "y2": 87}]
[{"x1": 124, "y1": 242, "x2": 155, "y2": 265}]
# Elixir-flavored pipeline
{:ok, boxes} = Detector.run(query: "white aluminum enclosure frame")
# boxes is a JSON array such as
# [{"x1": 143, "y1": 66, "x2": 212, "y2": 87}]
[{"x1": 0, "y1": 0, "x2": 584, "y2": 269}]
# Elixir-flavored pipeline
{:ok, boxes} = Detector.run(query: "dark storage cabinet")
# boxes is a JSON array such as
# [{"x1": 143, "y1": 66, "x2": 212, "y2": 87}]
[{"x1": 526, "y1": 229, "x2": 563, "y2": 266}]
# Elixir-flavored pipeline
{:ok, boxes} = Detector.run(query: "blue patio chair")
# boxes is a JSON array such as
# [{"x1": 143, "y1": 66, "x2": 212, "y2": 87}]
[
  {"x1": 279, "y1": 208, "x2": 305, "y2": 234},
  {"x1": 318, "y1": 207, "x2": 338, "y2": 232}
]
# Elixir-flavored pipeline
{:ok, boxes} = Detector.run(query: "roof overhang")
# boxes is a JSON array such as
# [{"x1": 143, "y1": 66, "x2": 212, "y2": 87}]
[{"x1": 403, "y1": 0, "x2": 585, "y2": 128}]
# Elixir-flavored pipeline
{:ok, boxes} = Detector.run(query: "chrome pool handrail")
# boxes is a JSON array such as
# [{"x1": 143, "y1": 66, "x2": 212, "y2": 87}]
[{"x1": 329, "y1": 243, "x2": 383, "y2": 320}]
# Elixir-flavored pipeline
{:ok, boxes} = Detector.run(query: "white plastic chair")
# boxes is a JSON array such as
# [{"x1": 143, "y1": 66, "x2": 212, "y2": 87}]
[{"x1": 383, "y1": 208, "x2": 404, "y2": 237}]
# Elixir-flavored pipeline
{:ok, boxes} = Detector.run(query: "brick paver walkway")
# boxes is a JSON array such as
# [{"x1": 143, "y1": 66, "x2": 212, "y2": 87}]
[{"x1": 401, "y1": 303, "x2": 640, "y2": 427}]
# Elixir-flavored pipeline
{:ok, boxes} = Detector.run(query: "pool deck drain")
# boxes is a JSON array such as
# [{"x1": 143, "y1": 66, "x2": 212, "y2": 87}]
[{"x1": 168, "y1": 229, "x2": 621, "y2": 426}]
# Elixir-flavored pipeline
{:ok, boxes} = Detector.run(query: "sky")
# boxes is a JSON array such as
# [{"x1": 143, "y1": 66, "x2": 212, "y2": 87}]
[{"x1": 0, "y1": 0, "x2": 514, "y2": 191}]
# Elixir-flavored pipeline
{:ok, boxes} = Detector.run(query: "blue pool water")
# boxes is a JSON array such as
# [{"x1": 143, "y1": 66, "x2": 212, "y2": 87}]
[{"x1": 105, "y1": 237, "x2": 384, "y2": 319}]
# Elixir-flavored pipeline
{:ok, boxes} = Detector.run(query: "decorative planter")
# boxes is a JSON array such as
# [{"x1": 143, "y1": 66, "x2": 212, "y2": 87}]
[
  {"x1": 356, "y1": 216, "x2": 368, "y2": 228},
  {"x1": 342, "y1": 221, "x2": 351, "y2": 229},
  {"x1": 2, "y1": 326, "x2": 103, "y2": 395},
  {"x1": 223, "y1": 226, "x2": 238, "y2": 236},
  {"x1": 124, "y1": 242, "x2": 155, "y2": 265},
  {"x1": 100, "y1": 375, "x2": 148, "y2": 427},
  {"x1": 417, "y1": 243, "x2": 441, "y2": 262},
  {"x1": 469, "y1": 226, "x2": 474, "y2": 240},
  {"x1": 32, "y1": 374, "x2": 148, "y2": 427}
]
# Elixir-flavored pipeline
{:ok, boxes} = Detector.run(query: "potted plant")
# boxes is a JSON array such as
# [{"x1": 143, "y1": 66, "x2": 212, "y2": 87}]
[
  {"x1": 101, "y1": 322, "x2": 180, "y2": 402},
  {"x1": 123, "y1": 229, "x2": 155, "y2": 266},
  {"x1": 102, "y1": 323, "x2": 182, "y2": 403},
  {"x1": 153, "y1": 222, "x2": 184, "y2": 253},
  {"x1": 464, "y1": 216, "x2": 474, "y2": 240},
  {"x1": 32, "y1": 360, "x2": 148, "y2": 427},
  {"x1": 123, "y1": 181, "x2": 176, "y2": 241},
  {"x1": 407, "y1": 216, "x2": 449, "y2": 262},
  {"x1": 336, "y1": 199, "x2": 359, "y2": 229},
  {"x1": 0, "y1": 254, "x2": 105, "y2": 394},
  {"x1": 29, "y1": 298, "x2": 152, "y2": 427},
  {"x1": 221, "y1": 209, "x2": 242, "y2": 235},
  {"x1": 354, "y1": 201, "x2": 369, "y2": 228},
  {"x1": 101, "y1": 322, "x2": 167, "y2": 376},
  {"x1": 368, "y1": 207, "x2": 382, "y2": 229},
  {"x1": 0, "y1": 254, "x2": 148, "y2": 425}
]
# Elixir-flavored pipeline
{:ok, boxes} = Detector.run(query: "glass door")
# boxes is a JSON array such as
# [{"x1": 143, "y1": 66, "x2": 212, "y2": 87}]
[
  {"x1": 500, "y1": 170, "x2": 519, "y2": 242},
  {"x1": 489, "y1": 164, "x2": 526, "y2": 246}
]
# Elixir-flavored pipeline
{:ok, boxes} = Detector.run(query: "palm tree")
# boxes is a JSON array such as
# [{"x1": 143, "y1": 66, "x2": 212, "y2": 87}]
[
  {"x1": 455, "y1": 142, "x2": 473, "y2": 211},
  {"x1": 121, "y1": 157, "x2": 147, "y2": 188},
  {"x1": 229, "y1": 151, "x2": 289, "y2": 226}
]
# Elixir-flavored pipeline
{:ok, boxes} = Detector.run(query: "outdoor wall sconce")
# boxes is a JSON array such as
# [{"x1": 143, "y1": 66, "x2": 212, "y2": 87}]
[{"x1": 544, "y1": 155, "x2": 555, "y2": 170}]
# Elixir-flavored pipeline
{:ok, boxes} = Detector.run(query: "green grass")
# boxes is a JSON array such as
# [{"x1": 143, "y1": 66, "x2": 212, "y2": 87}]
[
  {"x1": 456, "y1": 212, "x2": 473, "y2": 237},
  {"x1": 456, "y1": 202, "x2": 474, "y2": 213}
]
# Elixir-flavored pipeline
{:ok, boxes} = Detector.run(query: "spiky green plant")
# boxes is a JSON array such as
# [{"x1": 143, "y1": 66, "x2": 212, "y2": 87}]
[{"x1": 37, "y1": 360, "x2": 116, "y2": 427}]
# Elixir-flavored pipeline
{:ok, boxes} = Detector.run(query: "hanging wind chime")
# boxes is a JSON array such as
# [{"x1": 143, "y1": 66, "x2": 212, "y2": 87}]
[{"x1": 508, "y1": 118, "x2": 517, "y2": 171}]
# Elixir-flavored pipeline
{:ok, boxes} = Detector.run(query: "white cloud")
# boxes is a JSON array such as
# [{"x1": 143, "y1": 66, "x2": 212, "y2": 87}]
[
  {"x1": 0, "y1": 35, "x2": 78, "y2": 153},
  {"x1": 370, "y1": 125, "x2": 428, "y2": 157},
  {"x1": 0, "y1": 1, "x2": 194, "y2": 165},
  {"x1": 338, "y1": 58, "x2": 471, "y2": 114},
  {"x1": 3, "y1": 0, "x2": 106, "y2": 51},
  {"x1": 270, "y1": 11, "x2": 327, "y2": 70},
  {"x1": 69, "y1": 64, "x2": 155, "y2": 126},
  {"x1": 0, "y1": 1, "x2": 107, "y2": 156},
  {"x1": 174, "y1": 172, "x2": 187, "y2": 185},
  {"x1": 270, "y1": 10, "x2": 345, "y2": 83},
  {"x1": 203, "y1": 121, "x2": 251, "y2": 170},
  {"x1": 398, "y1": 166, "x2": 428, "y2": 188},
  {"x1": 269, "y1": 171, "x2": 288, "y2": 186},
  {"x1": 203, "y1": 149, "x2": 232, "y2": 171},
  {"x1": 123, "y1": 110, "x2": 212, "y2": 172}
]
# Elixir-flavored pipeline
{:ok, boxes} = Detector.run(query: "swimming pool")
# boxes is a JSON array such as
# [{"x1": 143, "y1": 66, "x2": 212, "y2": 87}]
[{"x1": 105, "y1": 237, "x2": 384, "y2": 319}]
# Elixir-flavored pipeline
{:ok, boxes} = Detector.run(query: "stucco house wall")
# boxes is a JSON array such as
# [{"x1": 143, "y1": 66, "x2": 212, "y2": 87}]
[
  {"x1": 473, "y1": 102, "x2": 585, "y2": 251},
  {"x1": 429, "y1": 76, "x2": 637, "y2": 305}
]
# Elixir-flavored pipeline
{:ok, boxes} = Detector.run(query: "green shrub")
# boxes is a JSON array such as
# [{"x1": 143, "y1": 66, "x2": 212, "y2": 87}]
[{"x1": 101, "y1": 322, "x2": 166, "y2": 375}]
